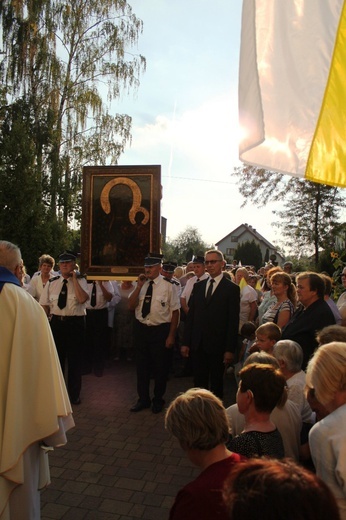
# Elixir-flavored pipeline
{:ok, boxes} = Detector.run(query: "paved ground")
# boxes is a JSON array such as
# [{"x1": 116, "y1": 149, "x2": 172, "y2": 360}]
[{"x1": 41, "y1": 360, "x2": 237, "y2": 520}]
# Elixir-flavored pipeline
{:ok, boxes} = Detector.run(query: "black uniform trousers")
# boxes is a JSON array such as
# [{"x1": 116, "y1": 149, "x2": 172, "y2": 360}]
[
  {"x1": 85, "y1": 308, "x2": 108, "y2": 375},
  {"x1": 50, "y1": 315, "x2": 85, "y2": 402},
  {"x1": 134, "y1": 320, "x2": 171, "y2": 406}
]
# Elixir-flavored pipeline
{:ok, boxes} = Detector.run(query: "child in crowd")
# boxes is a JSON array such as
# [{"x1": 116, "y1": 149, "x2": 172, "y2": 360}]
[{"x1": 250, "y1": 322, "x2": 282, "y2": 355}]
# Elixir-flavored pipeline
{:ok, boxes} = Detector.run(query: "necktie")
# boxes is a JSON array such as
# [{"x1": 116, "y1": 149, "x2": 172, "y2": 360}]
[
  {"x1": 206, "y1": 279, "x2": 215, "y2": 303},
  {"x1": 58, "y1": 279, "x2": 68, "y2": 309},
  {"x1": 142, "y1": 281, "x2": 154, "y2": 318},
  {"x1": 90, "y1": 281, "x2": 97, "y2": 307}
]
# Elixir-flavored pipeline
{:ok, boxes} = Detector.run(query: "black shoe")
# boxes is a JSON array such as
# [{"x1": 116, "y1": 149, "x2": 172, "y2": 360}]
[
  {"x1": 71, "y1": 397, "x2": 81, "y2": 405},
  {"x1": 130, "y1": 401, "x2": 151, "y2": 412},
  {"x1": 151, "y1": 400, "x2": 165, "y2": 414}
]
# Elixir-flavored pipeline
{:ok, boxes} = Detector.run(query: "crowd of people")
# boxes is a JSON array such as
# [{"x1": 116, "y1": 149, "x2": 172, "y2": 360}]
[
  {"x1": 163, "y1": 253, "x2": 346, "y2": 520},
  {"x1": 2, "y1": 240, "x2": 346, "y2": 519}
]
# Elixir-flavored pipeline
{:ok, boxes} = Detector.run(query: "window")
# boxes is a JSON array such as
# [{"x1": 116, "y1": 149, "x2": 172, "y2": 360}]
[{"x1": 231, "y1": 236, "x2": 238, "y2": 242}]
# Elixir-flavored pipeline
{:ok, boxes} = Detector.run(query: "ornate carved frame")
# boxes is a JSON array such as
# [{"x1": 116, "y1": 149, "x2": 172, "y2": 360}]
[{"x1": 81, "y1": 165, "x2": 161, "y2": 279}]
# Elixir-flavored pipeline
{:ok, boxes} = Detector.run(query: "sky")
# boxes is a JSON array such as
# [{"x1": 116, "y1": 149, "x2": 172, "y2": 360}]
[{"x1": 115, "y1": 0, "x2": 281, "y2": 248}]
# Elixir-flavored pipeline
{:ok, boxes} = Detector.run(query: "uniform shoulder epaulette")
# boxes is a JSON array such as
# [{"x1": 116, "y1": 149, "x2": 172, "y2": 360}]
[
  {"x1": 49, "y1": 275, "x2": 61, "y2": 282},
  {"x1": 163, "y1": 277, "x2": 180, "y2": 286}
]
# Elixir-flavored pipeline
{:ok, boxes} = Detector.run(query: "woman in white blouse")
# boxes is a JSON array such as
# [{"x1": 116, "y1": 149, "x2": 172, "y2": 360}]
[{"x1": 29, "y1": 254, "x2": 56, "y2": 301}]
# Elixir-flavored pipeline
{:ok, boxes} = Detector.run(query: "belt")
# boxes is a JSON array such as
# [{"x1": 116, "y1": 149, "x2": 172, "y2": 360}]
[
  {"x1": 51, "y1": 315, "x2": 84, "y2": 321},
  {"x1": 137, "y1": 321, "x2": 169, "y2": 328}
]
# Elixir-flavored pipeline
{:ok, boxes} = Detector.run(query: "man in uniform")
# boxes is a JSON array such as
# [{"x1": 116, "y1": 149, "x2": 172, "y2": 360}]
[
  {"x1": 84, "y1": 280, "x2": 115, "y2": 376},
  {"x1": 161, "y1": 261, "x2": 182, "y2": 295},
  {"x1": 176, "y1": 255, "x2": 210, "y2": 377},
  {"x1": 128, "y1": 253, "x2": 180, "y2": 413},
  {"x1": 40, "y1": 251, "x2": 89, "y2": 405},
  {"x1": 180, "y1": 255, "x2": 209, "y2": 316}
]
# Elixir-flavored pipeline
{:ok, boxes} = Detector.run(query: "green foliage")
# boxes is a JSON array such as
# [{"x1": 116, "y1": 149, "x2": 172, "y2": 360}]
[
  {"x1": 0, "y1": 0, "x2": 145, "y2": 266},
  {"x1": 162, "y1": 227, "x2": 212, "y2": 265},
  {"x1": 330, "y1": 250, "x2": 346, "y2": 300},
  {"x1": 234, "y1": 240, "x2": 263, "y2": 270},
  {"x1": 235, "y1": 165, "x2": 345, "y2": 265}
]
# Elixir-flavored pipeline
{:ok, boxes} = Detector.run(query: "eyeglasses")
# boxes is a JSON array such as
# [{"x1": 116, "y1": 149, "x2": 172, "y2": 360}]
[{"x1": 205, "y1": 260, "x2": 222, "y2": 265}]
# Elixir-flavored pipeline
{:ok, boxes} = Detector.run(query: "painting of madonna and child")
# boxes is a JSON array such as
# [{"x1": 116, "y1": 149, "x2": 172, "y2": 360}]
[{"x1": 81, "y1": 165, "x2": 161, "y2": 279}]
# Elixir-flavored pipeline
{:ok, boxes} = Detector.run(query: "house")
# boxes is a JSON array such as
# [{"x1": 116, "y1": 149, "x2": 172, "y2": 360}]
[{"x1": 215, "y1": 223, "x2": 284, "y2": 266}]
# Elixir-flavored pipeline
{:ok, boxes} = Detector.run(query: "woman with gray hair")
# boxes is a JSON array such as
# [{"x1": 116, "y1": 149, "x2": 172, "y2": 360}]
[
  {"x1": 273, "y1": 340, "x2": 313, "y2": 424},
  {"x1": 306, "y1": 342, "x2": 346, "y2": 520},
  {"x1": 165, "y1": 388, "x2": 244, "y2": 520}
]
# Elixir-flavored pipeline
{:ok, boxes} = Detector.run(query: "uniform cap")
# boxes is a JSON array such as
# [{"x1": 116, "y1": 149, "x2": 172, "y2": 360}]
[
  {"x1": 192, "y1": 255, "x2": 205, "y2": 264},
  {"x1": 162, "y1": 261, "x2": 178, "y2": 273},
  {"x1": 144, "y1": 253, "x2": 163, "y2": 266},
  {"x1": 59, "y1": 250, "x2": 77, "y2": 262}
]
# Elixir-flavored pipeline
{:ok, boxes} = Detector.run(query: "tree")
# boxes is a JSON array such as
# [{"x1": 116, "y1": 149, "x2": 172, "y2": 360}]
[
  {"x1": 0, "y1": 0, "x2": 145, "y2": 269},
  {"x1": 234, "y1": 240, "x2": 263, "y2": 270},
  {"x1": 162, "y1": 227, "x2": 212, "y2": 265},
  {"x1": 235, "y1": 165, "x2": 345, "y2": 265}
]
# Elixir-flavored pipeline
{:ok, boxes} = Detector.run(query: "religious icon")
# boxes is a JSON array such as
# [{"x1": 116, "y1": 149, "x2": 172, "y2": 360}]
[{"x1": 81, "y1": 165, "x2": 161, "y2": 279}]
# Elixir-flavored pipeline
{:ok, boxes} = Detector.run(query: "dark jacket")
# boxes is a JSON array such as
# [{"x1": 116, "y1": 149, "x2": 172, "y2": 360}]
[
  {"x1": 183, "y1": 276, "x2": 240, "y2": 354},
  {"x1": 281, "y1": 298, "x2": 336, "y2": 369}
]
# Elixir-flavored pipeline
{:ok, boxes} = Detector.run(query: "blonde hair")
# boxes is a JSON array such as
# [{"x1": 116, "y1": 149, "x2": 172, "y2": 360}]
[
  {"x1": 270, "y1": 272, "x2": 297, "y2": 307},
  {"x1": 306, "y1": 342, "x2": 346, "y2": 407},
  {"x1": 38, "y1": 254, "x2": 55, "y2": 268},
  {"x1": 174, "y1": 266, "x2": 184, "y2": 279},
  {"x1": 165, "y1": 388, "x2": 230, "y2": 450}
]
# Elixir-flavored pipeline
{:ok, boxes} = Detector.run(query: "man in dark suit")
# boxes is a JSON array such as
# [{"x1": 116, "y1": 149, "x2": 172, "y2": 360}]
[
  {"x1": 281, "y1": 271, "x2": 335, "y2": 369},
  {"x1": 181, "y1": 250, "x2": 240, "y2": 399}
]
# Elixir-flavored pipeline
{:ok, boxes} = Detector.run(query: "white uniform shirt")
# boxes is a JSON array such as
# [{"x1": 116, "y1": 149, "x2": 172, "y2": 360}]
[
  {"x1": 181, "y1": 272, "x2": 209, "y2": 303},
  {"x1": 85, "y1": 281, "x2": 114, "y2": 310},
  {"x1": 40, "y1": 275, "x2": 88, "y2": 316},
  {"x1": 133, "y1": 275, "x2": 180, "y2": 326}
]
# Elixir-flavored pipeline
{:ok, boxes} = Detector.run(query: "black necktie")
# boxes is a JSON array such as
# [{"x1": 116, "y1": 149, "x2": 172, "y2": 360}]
[
  {"x1": 58, "y1": 279, "x2": 68, "y2": 309},
  {"x1": 142, "y1": 281, "x2": 154, "y2": 318},
  {"x1": 90, "y1": 281, "x2": 97, "y2": 307},
  {"x1": 206, "y1": 279, "x2": 215, "y2": 303}
]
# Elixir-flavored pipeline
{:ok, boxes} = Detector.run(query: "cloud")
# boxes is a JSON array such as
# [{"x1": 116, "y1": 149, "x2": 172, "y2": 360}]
[{"x1": 128, "y1": 91, "x2": 241, "y2": 178}]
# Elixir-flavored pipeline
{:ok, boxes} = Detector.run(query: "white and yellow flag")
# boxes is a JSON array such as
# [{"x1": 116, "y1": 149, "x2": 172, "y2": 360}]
[{"x1": 239, "y1": 0, "x2": 346, "y2": 187}]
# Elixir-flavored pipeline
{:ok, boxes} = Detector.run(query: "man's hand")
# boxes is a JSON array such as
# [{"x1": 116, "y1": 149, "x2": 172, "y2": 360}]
[
  {"x1": 137, "y1": 274, "x2": 147, "y2": 289},
  {"x1": 180, "y1": 346, "x2": 190, "y2": 358},
  {"x1": 223, "y1": 352, "x2": 234, "y2": 365},
  {"x1": 165, "y1": 334, "x2": 175, "y2": 349}
]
